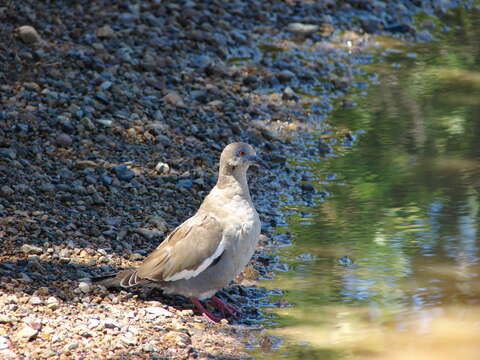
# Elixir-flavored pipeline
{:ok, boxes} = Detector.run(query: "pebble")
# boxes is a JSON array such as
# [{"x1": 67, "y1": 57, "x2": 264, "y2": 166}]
[
  {"x1": 96, "y1": 119, "x2": 113, "y2": 127},
  {"x1": 77, "y1": 281, "x2": 91, "y2": 294},
  {"x1": 277, "y1": 69, "x2": 296, "y2": 83},
  {"x1": 96, "y1": 25, "x2": 116, "y2": 38},
  {"x1": 20, "y1": 244, "x2": 43, "y2": 255},
  {"x1": 163, "y1": 92, "x2": 185, "y2": 107},
  {"x1": 282, "y1": 86, "x2": 298, "y2": 100},
  {"x1": 145, "y1": 306, "x2": 174, "y2": 317},
  {"x1": 286, "y1": 23, "x2": 319, "y2": 35},
  {"x1": 135, "y1": 228, "x2": 164, "y2": 240},
  {"x1": 15, "y1": 325, "x2": 38, "y2": 340},
  {"x1": 55, "y1": 133, "x2": 73, "y2": 148},
  {"x1": 0, "y1": 186, "x2": 14, "y2": 197},
  {"x1": 155, "y1": 162, "x2": 170, "y2": 174},
  {"x1": 16, "y1": 25, "x2": 41, "y2": 44},
  {"x1": 114, "y1": 164, "x2": 135, "y2": 181},
  {"x1": 28, "y1": 296, "x2": 43, "y2": 305}
]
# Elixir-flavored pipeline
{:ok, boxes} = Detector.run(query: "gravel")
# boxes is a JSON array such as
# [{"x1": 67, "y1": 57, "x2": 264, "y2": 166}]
[{"x1": 0, "y1": 0, "x2": 467, "y2": 358}]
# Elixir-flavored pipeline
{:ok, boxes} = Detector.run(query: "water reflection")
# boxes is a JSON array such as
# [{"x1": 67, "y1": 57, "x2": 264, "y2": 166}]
[{"x1": 257, "y1": 7, "x2": 480, "y2": 360}]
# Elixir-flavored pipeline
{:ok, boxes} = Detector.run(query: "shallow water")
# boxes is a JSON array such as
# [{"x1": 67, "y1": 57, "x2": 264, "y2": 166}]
[{"x1": 256, "y1": 7, "x2": 480, "y2": 360}]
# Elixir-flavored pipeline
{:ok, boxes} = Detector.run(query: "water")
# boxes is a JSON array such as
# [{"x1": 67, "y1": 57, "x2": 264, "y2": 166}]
[{"x1": 256, "y1": 7, "x2": 480, "y2": 360}]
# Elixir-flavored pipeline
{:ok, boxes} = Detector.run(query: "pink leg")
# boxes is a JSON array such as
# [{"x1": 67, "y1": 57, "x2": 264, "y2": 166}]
[
  {"x1": 189, "y1": 297, "x2": 222, "y2": 323},
  {"x1": 210, "y1": 296, "x2": 241, "y2": 319}
]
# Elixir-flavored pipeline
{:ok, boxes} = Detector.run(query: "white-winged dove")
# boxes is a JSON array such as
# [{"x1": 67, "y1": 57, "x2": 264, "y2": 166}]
[{"x1": 93, "y1": 142, "x2": 262, "y2": 321}]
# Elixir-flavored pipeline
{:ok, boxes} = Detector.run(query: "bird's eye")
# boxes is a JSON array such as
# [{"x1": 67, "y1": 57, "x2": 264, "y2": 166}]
[{"x1": 239, "y1": 150, "x2": 245, "y2": 156}]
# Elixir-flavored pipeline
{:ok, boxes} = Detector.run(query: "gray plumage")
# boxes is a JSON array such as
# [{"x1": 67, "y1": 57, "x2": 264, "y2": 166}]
[{"x1": 96, "y1": 142, "x2": 261, "y2": 301}]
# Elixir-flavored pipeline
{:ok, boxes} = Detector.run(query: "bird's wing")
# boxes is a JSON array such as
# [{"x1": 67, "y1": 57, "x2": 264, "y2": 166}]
[{"x1": 119, "y1": 212, "x2": 225, "y2": 287}]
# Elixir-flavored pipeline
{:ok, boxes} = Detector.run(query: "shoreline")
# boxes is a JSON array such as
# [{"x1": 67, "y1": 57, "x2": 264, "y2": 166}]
[{"x1": 0, "y1": 1, "x2": 469, "y2": 358}]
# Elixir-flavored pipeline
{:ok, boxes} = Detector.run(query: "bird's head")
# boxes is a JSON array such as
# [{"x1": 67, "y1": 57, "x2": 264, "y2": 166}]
[{"x1": 220, "y1": 142, "x2": 260, "y2": 172}]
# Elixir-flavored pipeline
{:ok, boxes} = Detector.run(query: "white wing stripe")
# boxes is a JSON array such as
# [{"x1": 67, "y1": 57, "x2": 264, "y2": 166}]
[{"x1": 164, "y1": 237, "x2": 226, "y2": 282}]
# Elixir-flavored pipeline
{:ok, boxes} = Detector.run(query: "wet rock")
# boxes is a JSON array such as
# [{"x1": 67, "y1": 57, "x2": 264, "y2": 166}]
[
  {"x1": 384, "y1": 23, "x2": 413, "y2": 33},
  {"x1": 114, "y1": 164, "x2": 135, "y2": 181},
  {"x1": 417, "y1": 29, "x2": 434, "y2": 42},
  {"x1": 300, "y1": 183, "x2": 315, "y2": 192},
  {"x1": 16, "y1": 25, "x2": 42, "y2": 44}
]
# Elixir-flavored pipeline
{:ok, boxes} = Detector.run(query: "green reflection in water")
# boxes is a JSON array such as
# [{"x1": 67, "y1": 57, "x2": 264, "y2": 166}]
[{"x1": 255, "y1": 6, "x2": 480, "y2": 360}]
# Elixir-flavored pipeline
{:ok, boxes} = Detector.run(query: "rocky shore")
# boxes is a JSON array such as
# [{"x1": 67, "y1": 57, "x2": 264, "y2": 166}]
[{"x1": 0, "y1": 0, "x2": 468, "y2": 358}]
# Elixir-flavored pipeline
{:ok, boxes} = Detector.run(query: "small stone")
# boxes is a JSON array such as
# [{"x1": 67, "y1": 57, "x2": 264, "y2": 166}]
[
  {"x1": 144, "y1": 306, "x2": 174, "y2": 317},
  {"x1": 96, "y1": 25, "x2": 115, "y2": 39},
  {"x1": 0, "y1": 148, "x2": 16, "y2": 160},
  {"x1": 102, "y1": 319, "x2": 121, "y2": 329},
  {"x1": 121, "y1": 332, "x2": 137, "y2": 345},
  {"x1": 17, "y1": 25, "x2": 41, "y2": 44},
  {"x1": 0, "y1": 186, "x2": 14, "y2": 197},
  {"x1": 19, "y1": 272, "x2": 33, "y2": 283},
  {"x1": 163, "y1": 92, "x2": 185, "y2": 107},
  {"x1": 56, "y1": 133, "x2": 73, "y2": 148},
  {"x1": 96, "y1": 119, "x2": 113, "y2": 127},
  {"x1": 0, "y1": 315, "x2": 12, "y2": 324},
  {"x1": 135, "y1": 228, "x2": 163, "y2": 240},
  {"x1": 28, "y1": 296, "x2": 43, "y2": 305},
  {"x1": 0, "y1": 335, "x2": 11, "y2": 349},
  {"x1": 63, "y1": 343, "x2": 79, "y2": 352},
  {"x1": 129, "y1": 253, "x2": 144, "y2": 261},
  {"x1": 190, "y1": 90, "x2": 208, "y2": 103},
  {"x1": 100, "y1": 174, "x2": 113, "y2": 185},
  {"x1": 287, "y1": 23, "x2": 319, "y2": 35},
  {"x1": 300, "y1": 183, "x2": 315, "y2": 192},
  {"x1": 142, "y1": 344, "x2": 156, "y2": 352},
  {"x1": 16, "y1": 325, "x2": 38, "y2": 340},
  {"x1": 277, "y1": 70, "x2": 296, "y2": 83},
  {"x1": 177, "y1": 179, "x2": 193, "y2": 189},
  {"x1": 243, "y1": 74, "x2": 258, "y2": 86},
  {"x1": 39, "y1": 183, "x2": 55, "y2": 193},
  {"x1": 20, "y1": 244, "x2": 43, "y2": 255},
  {"x1": 78, "y1": 281, "x2": 91, "y2": 294},
  {"x1": 46, "y1": 296, "x2": 60, "y2": 309},
  {"x1": 282, "y1": 86, "x2": 298, "y2": 100},
  {"x1": 114, "y1": 164, "x2": 135, "y2": 181},
  {"x1": 155, "y1": 162, "x2": 170, "y2": 174}
]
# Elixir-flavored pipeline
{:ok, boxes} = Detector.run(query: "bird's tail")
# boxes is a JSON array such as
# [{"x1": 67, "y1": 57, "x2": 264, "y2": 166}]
[{"x1": 89, "y1": 269, "x2": 136, "y2": 288}]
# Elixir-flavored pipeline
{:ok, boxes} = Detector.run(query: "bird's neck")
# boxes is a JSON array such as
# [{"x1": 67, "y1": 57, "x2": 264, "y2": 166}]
[{"x1": 215, "y1": 166, "x2": 251, "y2": 199}]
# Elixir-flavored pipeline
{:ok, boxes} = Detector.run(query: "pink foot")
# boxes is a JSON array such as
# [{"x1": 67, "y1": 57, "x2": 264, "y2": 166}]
[
  {"x1": 189, "y1": 297, "x2": 222, "y2": 322},
  {"x1": 210, "y1": 296, "x2": 241, "y2": 319}
]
